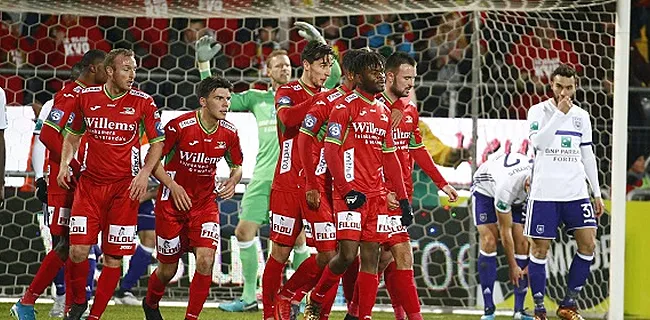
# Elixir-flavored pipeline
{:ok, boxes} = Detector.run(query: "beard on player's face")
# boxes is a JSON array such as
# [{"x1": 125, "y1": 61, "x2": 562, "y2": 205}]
[{"x1": 108, "y1": 57, "x2": 136, "y2": 92}]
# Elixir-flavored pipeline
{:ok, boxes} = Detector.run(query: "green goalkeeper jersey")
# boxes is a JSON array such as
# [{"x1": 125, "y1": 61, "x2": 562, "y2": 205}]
[{"x1": 229, "y1": 89, "x2": 279, "y2": 181}]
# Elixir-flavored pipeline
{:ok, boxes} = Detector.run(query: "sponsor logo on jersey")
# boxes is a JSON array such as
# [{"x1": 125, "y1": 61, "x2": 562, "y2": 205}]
[
  {"x1": 337, "y1": 211, "x2": 361, "y2": 231},
  {"x1": 335, "y1": 104, "x2": 346, "y2": 110},
  {"x1": 200, "y1": 222, "x2": 220, "y2": 241},
  {"x1": 66, "y1": 113, "x2": 75, "y2": 125},
  {"x1": 303, "y1": 219, "x2": 313, "y2": 239},
  {"x1": 561, "y1": 136, "x2": 572, "y2": 148},
  {"x1": 271, "y1": 214, "x2": 296, "y2": 236},
  {"x1": 57, "y1": 208, "x2": 71, "y2": 227},
  {"x1": 69, "y1": 216, "x2": 87, "y2": 235},
  {"x1": 314, "y1": 222, "x2": 336, "y2": 241},
  {"x1": 572, "y1": 116, "x2": 582, "y2": 130},
  {"x1": 328, "y1": 122, "x2": 342, "y2": 140},
  {"x1": 388, "y1": 216, "x2": 407, "y2": 234},
  {"x1": 279, "y1": 139, "x2": 293, "y2": 174},
  {"x1": 179, "y1": 118, "x2": 197, "y2": 129},
  {"x1": 90, "y1": 105, "x2": 101, "y2": 111},
  {"x1": 377, "y1": 215, "x2": 391, "y2": 233},
  {"x1": 84, "y1": 117, "x2": 137, "y2": 131},
  {"x1": 303, "y1": 114, "x2": 317, "y2": 131},
  {"x1": 220, "y1": 120, "x2": 237, "y2": 132},
  {"x1": 278, "y1": 96, "x2": 292, "y2": 106},
  {"x1": 496, "y1": 200, "x2": 509, "y2": 211},
  {"x1": 47, "y1": 108, "x2": 65, "y2": 124},
  {"x1": 343, "y1": 148, "x2": 354, "y2": 182},
  {"x1": 530, "y1": 121, "x2": 539, "y2": 131},
  {"x1": 157, "y1": 235, "x2": 181, "y2": 256},
  {"x1": 129, "y1": 89, "x2": 151, "y2": 99},
  {"x1": 189, "y1": 140, "x2": 199, "y2": 146},
  {"x1": 63, "y1": 93, "x2": 75, "y2": 98},
  {"x1": 351, "y1": 122, "x2": 386, "y2": 137},
  {"x1": 392, "y1": 128, "x2": 410, "y2": 142},
  {"x1": 81, "y1": 86, "x2": 102, "y2": 93},
  {"x1": 131, "y1": 146, "x2": 140, "y2": 177},
  {"x1": 292, "y1": 84, "x2": 302, "y2": 91},
  {"x1": 166, "y1": 125, "x2": 177, "y2": 132},
  {"x1": 179, "y1": 150, "x2": 221, "y2": 165},
  {"x1": 120, "y1": 106, "x2": 135, "y2": 115},
  {"x1": 316, "y1": 100, "x2": 326, "y2": 105},
  {"x1": 380, "y1": 114, "x2": 389, "y2": 122},
  {"x1": 345, "y1": 94, "x2": 358, "y2": 103},
  {"x1": 327, "y1": 91, "x2": 342, "y2": 102},
  {"x1": 315, "y1": 148, "x2": 327, "y2": 175},
  {"x1": 108, "y1": 225, "x2": 136, "y2": 245}
]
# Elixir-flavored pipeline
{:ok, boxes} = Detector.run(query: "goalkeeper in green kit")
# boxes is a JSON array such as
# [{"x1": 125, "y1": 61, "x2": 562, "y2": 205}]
[{"x1": 195, "y1": 21, "x2": 341, "y2": 312}]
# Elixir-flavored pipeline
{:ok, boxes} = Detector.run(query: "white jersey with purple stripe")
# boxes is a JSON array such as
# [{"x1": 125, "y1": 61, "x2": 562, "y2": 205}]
[
  {"x1": 527, "y1": 98, "x2": 593, "y2": 201},
  {"x1": 472, "y1": 152, "x2": 532, "y2": 213}
]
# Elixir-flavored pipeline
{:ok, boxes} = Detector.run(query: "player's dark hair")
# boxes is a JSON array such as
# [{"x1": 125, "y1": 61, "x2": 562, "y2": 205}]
[
  {"x1": 349, "y1": 51, "x2": 385, "y2": 75},
  {"x1": 197, "y1": 76, "x2": 233, "y2": 99},
  {"x1": 341, "y1": 49, "x2": 364, "y2": 75},
  {"x1": 551, "y1": 64, "x2": 577, "y2": 80},
  {"x1": 301, "y1": 41, "x2": 333, "y2": 64},
  {"x1": 385, "y1": 51, "x2": 416, "y2": 73},
  {"x1": 78, "y1": 49, "x2": 106, "y2": 72},
  {"x1": 104, "y1": 48, "x2": 135, "y2": 70},
  {"x1": 69, "y1": 62, "x2": 83, "y2": 81}
]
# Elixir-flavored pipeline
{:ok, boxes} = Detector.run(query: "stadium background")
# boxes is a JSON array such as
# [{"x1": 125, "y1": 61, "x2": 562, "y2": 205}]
[{"x1": 0, "y1": 0, "x2": 625, "y2": 317}]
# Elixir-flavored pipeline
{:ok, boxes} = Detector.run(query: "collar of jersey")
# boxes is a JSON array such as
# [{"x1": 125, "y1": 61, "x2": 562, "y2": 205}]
[
  {"x1": 75, "y1": 79, "x2": 88, "y2": 89},
  {"x1": 380, "y1": 91, "x2": 395, "y2": 106},
  {"x1": 298, "y1": 79, "x2": 317, "y2": 96},
  {"x1": 103, "y1": 84, "x2": 128, "y2": 101},
  {"x1": 196, "y1": 110, "x2": 219, "y2": 135},
  {"x1": 353, "y1": 89, "x2": 376, "y2": 105}
]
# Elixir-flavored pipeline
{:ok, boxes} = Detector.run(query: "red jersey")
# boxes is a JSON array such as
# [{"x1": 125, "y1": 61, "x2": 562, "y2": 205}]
[
  {"x1": 376, "y1": 93, "x2": 424, "y2": 197},
  {"x1": 272, "y1": 79, "x2": 320, "y2": 192},
  {"x1": 43, "y1": 80, "x2": 88, "y2": 196},
  {"x1": 66, "y1": 85, "x2": 164, "y2": 184},
  {"x1": 299, "y1": 86, "x2": 348, "y2": 191},
  {"x1": 159, "y1": 111, "x2": 243, "y2": 207},
  {"x1": 324, "y1": 89, "x2": 396, "y2": 199}
]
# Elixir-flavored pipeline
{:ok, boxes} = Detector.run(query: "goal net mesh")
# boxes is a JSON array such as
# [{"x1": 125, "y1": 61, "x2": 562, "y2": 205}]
[{"x1": 0, "y1": 0, "x2": 614, "y2": 316}]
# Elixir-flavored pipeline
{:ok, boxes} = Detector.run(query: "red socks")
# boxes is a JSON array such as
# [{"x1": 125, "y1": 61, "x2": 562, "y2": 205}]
[
  {"x1": 145, "y1": 270, "x2": 167, "y2": 308},
  {"x1": 89, "y1": 266, "x2": 121, "y2": 319},
  {"x1": 357, "y1": 272, "x2": 379, "y2": 320},
  {"x1": 278, "y1": 255, "x2": 320, "y2": 301},
  {"x1": 21, "y1": 252, "x2": 65, "y2": 305},
  {"x1": 262, "y1": 256, "x2": 285, "y2": 319},
  {"x1": 394, "y1": 269, "x2": 421, "y2": 319},
  {"x1": 67, "y1": 259, "x2": 89, "y2": 305},
  {"x1": 309, "y1": 265, "x2": 343, "y2": 304},
  {"x1": 384, "y1": 262, "x2": 406, "y2": 320},
  {"x1": 320, "y1": 280, "x2": 339, "y2": 320},
  {"x1": 185, "y1": 272, "x2": 212, "y2": 319}
]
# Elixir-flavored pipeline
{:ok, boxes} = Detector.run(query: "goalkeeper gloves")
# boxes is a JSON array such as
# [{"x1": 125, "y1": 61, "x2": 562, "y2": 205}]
[
  {"x1": 399, "y1": 199, "x2": 414, "y2": 227},
  {"x1": 35, "y1": 177, "x2": 47, "y2": 204},
  {"x1": 344, "y1": 190, "x2": 366, "y2": 210},
  {"x1": 294, "y1": 21, "x2": 326, "y2": 44},
  {"x1": 195, "y1": 35, "x2": 222, "y2": 63}
]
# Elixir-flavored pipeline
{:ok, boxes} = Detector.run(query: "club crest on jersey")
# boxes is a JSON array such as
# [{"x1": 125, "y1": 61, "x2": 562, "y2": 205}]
[
  {"x1": 120, "y1": 106, "x2": 135, "y2": 115},
  {"x1": 572, "y1": 117, "x2": 582, "y2": 130},
  {"x1": 328, "y1": 122, "x2": 342, "y2": 139},
  {"x1": 303, "y1": 114, "x2": 317, "y2": 130},
  {"x1": 479, "y1": 213, "x2": 487, "y2": 222},
  {"x1": 215, "y1": 141, "x2": 227, "y2": 149},
  {"x1": 536, "y1": 225, "x2": 545, "y2": 234},
  {"x1": 155, "y1": 121, "x2": 164, "y2": 136},
  {"x1": 405, "y1": 115, "x2": 413, "y2": 123}
]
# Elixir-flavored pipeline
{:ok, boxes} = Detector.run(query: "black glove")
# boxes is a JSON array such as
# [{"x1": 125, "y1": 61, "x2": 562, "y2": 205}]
[
  {"x1": 344, "y1": 190, "x2": 367, "y2": 210},
  {"x1": 399, "y1": 199, "x2": 413, "y2": 226},
  {"x1": 35, "y1": 177, "x2": 48, "y2": 204}
]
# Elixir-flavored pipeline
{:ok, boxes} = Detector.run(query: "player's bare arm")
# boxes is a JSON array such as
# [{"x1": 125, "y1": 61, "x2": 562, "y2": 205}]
[
  {"x1": 496, "y1": 210, "x2": 523, "y2": 285},
  {"x1": 152, "y1": 164, "x2": 192, "y2": 211},
  {"x1": 218, "y1": 166, "x2": 242, "y2": 200},
  {"x1": 57, "y1": 132, "x2": 82, "y2": 189},
  {"x1": 130, "y1": 142, "x2": 163, "y2": 200}
]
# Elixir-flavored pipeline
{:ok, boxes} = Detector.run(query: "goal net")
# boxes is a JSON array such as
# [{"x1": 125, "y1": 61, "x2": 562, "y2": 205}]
[{"x1": 0, "y1": 0, "x2": 614, "y2": 316}]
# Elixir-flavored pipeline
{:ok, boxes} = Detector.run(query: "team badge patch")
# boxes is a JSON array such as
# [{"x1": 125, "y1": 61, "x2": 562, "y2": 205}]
[
  {"x1": 328, "y1": 122, "x2": 342, "y2": 140},
  {"x1": 572, "y1": 117, "x2": 582, "y2": 130}
]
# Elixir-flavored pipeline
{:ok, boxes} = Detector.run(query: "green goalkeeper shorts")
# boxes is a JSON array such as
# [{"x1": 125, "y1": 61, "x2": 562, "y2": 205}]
[{"x1": 239, "y1": 179, "x2": 272, "y2": 225}]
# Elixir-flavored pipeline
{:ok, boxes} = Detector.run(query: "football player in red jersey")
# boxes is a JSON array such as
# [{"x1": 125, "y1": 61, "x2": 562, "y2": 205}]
[
  {"x1": 274, "y1": 49, "x2": 364, "y2": 320},
  {"x1": 57, "y1": 49, "x2": 164, "y2": 320},
  {"x1": 261, "y1": 40, "x2": 334, "y2": 320},
  {"x1": 348, "y1": 52, "x2": 460, "y2": 320},
  {"x1": 142, "y1": 76, "x2": 243, "y2": 320},
  {"x1": 10, "y1": 50, "x2": 107, "y2": 320},
  {"x1": 304, "y1": 51, "x2": 413, "y2": 320}
]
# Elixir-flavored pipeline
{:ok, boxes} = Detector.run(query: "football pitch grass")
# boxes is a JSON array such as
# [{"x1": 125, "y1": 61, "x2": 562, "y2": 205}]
[{"x1": 1, "y1": 302, "x2": 524, "y2": 319}]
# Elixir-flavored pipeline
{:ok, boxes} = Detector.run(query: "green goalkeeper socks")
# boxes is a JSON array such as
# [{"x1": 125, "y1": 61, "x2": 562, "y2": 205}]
[
  {"x1": 239, "y1": 241, "x2": 259, "y2": 304},
  {"x1": 292, "y1": 244, "x2": 310, "y2": 270}
]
